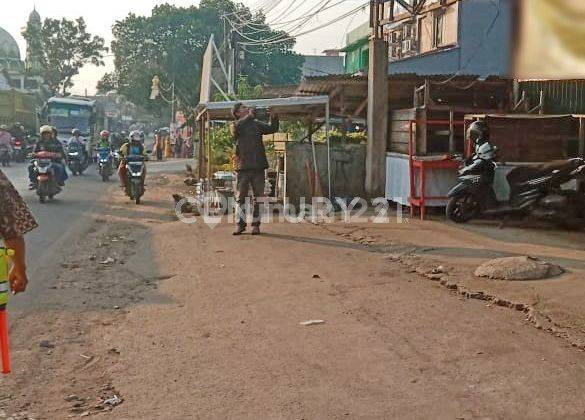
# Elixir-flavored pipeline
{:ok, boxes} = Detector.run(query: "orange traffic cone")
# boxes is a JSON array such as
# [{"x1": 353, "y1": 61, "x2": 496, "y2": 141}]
[{"x1": 0, "y1": 247, "x2": 13, "y2": 374}]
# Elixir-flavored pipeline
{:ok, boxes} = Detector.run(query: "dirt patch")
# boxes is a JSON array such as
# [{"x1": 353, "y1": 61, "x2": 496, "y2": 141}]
[{"x1": 320, "y1": 222, "x2": 585, "y2": 352}]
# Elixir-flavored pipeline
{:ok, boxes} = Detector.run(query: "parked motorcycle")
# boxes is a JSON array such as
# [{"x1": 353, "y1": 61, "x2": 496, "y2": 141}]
[
  {"x1": 66, "y1": 143, "x2": 88, "y2": 176},
  {"x1": 97, "y1": 147, "x2": 114, "y2": 182},
  {"x1": 124, "y1": 155, "x2": 146, "y2": 204},
  {"x1": 446, "y1": 143, "x2": 585, "y2": 228},
  {"x1": 33, "y1": 151, "x2": 62, "y2": 203},
  {"x1": 0, "y1": 145, "x2": 10, "y2": 167}
]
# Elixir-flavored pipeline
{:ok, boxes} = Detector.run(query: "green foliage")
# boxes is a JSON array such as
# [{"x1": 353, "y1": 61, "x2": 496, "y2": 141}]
[
  {"x1": 210, "y1": 124, "x2": 234, "y2": 166},
  {"x1": 23, "y1": 17, "x2": 107, "y2": 95},
  {"x1": 280, "y1": 121, "x2": 305, "y2": 141},
  {"x1": 316, "y1": 130, "x2": 367, "y2": 145},
  {"x1": 103, "y1": 1, "x2": 303, "y2": 115}
]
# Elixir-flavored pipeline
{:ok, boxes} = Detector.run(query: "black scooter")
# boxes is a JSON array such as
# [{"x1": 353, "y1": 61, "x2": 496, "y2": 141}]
[{"x1": 446, "y1": 146, "x2": 585, "y2": 228}]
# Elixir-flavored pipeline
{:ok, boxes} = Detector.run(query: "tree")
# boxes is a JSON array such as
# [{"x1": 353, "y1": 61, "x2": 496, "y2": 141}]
[
  {"x1": 23, "y1": 17, "x2": 107, "y2": 95},
  {"x1": 102, "y1": 1, "x2": 303, "y2": 116}
]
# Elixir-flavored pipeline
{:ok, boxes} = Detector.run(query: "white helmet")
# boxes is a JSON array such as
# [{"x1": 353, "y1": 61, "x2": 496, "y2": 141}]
[
  {"x1": 476, "y1": 142, "x2": 497, "y2": 160},
  {"x1": 40, "y1": 125, "x2": 53, "y2": 135},
  {"x1": 129, "y1": 130, "x2": 142, "y2": 142}
]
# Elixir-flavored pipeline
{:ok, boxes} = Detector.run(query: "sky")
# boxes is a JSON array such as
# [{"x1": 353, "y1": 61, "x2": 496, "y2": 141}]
[{"x1": 2, "y1": 0, "x2": 370, "y2": 95}]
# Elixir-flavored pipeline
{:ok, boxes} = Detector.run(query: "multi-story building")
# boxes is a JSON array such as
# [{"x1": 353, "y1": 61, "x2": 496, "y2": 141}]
[
  {"x1": 384, "y1": 0, "x2": 513, "y2": 76},
  {"x1": 340, "y1": 22, "x2": 370, "y2": 75}
]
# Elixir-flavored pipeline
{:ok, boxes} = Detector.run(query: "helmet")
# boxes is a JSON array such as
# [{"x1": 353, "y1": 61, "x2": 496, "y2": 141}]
[
  {"x1": 72, "y1": 128, "x2": 81, "y2": 136},
  {"x1": 129, "y1": 130, "x2": 141, "y2": 142},
  {"x1": 40, "y1": 125, "x2": 53, "y2": 135},
  {"x1": 467, "y1": 121, "x2": 490, "y2": 145},
  {"x1": 0, "y1": 125, "x2": 7, "y2": 131},
  {"x1": 476, "y1": 141, "x2": 497, "y2": 160},
  {"x1": 100, "y1": 130, "x2": 110, "y2": 138}
]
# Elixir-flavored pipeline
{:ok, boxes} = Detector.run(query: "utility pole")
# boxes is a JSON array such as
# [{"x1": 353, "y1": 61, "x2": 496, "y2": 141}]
[{"x1": 366, "y1": 0, "x2": 389, "y2": 197}]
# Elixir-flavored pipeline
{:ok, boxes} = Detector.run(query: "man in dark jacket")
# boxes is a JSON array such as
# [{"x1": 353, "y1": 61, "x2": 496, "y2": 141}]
[{"x1": 231, "y1": 102, "x2": 279, "y2": 236}]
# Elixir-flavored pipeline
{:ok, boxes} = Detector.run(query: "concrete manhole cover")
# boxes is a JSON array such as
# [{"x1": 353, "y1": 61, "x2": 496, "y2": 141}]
[{"x1": 475, "y1": 256, "x2": 564, "y2": 281}]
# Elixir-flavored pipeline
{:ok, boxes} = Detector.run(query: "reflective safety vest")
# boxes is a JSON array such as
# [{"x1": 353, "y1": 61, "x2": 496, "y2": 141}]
[{"x1": 0, "y1": 248, "x2": 14, "y2": 309}]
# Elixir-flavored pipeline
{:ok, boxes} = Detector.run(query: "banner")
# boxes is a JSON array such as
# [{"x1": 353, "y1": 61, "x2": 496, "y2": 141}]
[{"x1": 515, "y1": 0, "x2": 585, "y2": 79}]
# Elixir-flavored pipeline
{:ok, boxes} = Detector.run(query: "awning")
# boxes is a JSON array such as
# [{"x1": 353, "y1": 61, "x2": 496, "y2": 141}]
[{"x1": 199, "y1": 95, "x2": 330, "y2": 121}]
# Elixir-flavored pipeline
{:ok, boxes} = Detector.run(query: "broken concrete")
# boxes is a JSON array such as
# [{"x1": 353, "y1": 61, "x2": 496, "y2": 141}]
[{"x1": 475, "y1": 256, "x2": 564, "y2": 281}]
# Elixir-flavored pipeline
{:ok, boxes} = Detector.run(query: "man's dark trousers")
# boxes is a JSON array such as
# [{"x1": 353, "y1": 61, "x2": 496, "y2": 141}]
[{"x1": 235, "y1": 169, "x2": 265, "y2": 228}]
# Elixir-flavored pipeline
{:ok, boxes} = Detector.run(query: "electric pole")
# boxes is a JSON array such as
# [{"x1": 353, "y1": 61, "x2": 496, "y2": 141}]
[{"x1": 366, "y1": 0, "x2": 389, "y2": 197}]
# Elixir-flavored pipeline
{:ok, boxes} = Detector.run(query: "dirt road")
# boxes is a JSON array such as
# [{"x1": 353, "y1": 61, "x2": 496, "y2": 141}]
[{"x1": 2, "y1": 169, "x2": 585, "y2": 419}]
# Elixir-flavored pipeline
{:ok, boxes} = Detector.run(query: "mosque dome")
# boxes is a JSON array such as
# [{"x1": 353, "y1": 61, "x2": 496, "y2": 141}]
[
  {"x1": 29, "y1": 9, "x2": 41, "y2": 23},
  {"x1": 0, "y1": 27, "x2": 21, "y2": 61}
]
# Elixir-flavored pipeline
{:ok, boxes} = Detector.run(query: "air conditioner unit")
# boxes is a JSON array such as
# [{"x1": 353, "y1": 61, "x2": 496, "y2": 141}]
[
  {"x1": 401, "y1": 39, "x2": 417, "y2": 54},
  {"x1": 390, "y1": 44, "x2": 401, "y2": 59}
]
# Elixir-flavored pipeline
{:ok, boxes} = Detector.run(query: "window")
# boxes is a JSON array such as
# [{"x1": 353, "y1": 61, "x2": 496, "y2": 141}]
[{"x1": 432, "y1": 10, "x2": 445, "y2": 48}]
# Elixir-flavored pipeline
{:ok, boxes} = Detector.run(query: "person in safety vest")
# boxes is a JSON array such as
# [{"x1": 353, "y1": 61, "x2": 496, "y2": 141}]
[{"x1": 118, "y1": 130, "x2": 147, "y2": 187}]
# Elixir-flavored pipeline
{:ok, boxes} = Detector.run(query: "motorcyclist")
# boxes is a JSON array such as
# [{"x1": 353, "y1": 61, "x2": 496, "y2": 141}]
[
  {"x1": 467, "y1": 121, "x2": 491, "y2": 153},
  {"x1": 68, "y1": 128, "x2": 89, "y2": 165},
  {"x1": 118, "y1": 130, "x2": 147, "y2": 187},
  {"x1": 0, "y1": 125, "x2": 12, "y2": 152},
  {"x1": 461, "y1": 121, "x2": 497, "y2": 178},
  {"x1": 97, "y1": 130, "x2": 112, "y2": 150},
  {"x1": 10, "y1": 122, "x2": 25, "y2": 142},
  {"x1": 29, "y1": 125, "x2": 68, "y2": 188}
]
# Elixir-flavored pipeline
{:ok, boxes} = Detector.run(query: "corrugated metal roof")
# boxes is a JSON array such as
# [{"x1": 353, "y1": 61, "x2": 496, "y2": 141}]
[{"x1": 200, "y1": 95, "x2": 330, "y2": 121}]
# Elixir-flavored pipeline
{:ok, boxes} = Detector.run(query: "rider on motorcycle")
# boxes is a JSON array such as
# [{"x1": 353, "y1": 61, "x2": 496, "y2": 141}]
[
  {"x1": 68, "y1": 129, "x2": 89, "y2": 164},
  {"x1": 9, "y1": 122, "x2": 25, "y2": 142},
  {"x1": 0, "y1": 125, "x2": 12, "y2": 151},
  {"x1": 118, "y1": 130, "x2": 147, "y2": 187},
  {"x1": 97, "y1": 130, "x2": 112, "y2": 150},
  {"x1": 29, "y1": 125, "x2": 68, "y2": 188}
]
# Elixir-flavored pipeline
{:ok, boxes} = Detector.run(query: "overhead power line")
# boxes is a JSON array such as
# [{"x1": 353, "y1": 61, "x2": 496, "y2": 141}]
[{"x1": 237, "y1": 2, "x2": 369, "y2": 46}]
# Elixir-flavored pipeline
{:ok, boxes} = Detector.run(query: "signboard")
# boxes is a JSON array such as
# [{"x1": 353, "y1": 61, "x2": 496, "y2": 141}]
[
  {"x1": 515, "y1": 0, "x2": 585, "y2": 78},
  {"x1": 199, "y1": 35, "x2": 214, "y2": 104}
]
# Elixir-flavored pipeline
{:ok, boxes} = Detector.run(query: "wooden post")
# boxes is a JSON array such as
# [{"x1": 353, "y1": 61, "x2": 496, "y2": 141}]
[
  {"x1": 579, "y1": 117, "x2": 585, "y2": 158},
  {"x1": 198, "y1": 115, "x2": 206, "y2": 180},
  {"x1": 206, "y1": 120, "x2": 212, "y2": 181},
  {"x1": 449, "y1": 109, "x2": 456, "y2": 153}
]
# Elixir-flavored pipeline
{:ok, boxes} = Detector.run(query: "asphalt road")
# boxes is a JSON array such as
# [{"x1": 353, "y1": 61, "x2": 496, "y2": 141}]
[{"x1": 2, "y1": 158, "x2": 186, "y2": 312}]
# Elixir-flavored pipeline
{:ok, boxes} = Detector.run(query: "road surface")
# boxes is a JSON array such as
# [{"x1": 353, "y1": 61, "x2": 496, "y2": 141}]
[
  {"x1": 1, "y1": 159, "x2": 185, "y2": 312},
  {"x1": 1, "y1": 168, "x2": 585, "y2": 419}
]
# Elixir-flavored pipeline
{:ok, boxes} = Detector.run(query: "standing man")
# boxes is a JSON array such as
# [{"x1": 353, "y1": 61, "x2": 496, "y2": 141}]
[
  {"x1": 0, "y1": 169, "x2": 38, "y2": 293},
  {"x1": 231, "y1": 103, "x2": 279, "y2": 236}
]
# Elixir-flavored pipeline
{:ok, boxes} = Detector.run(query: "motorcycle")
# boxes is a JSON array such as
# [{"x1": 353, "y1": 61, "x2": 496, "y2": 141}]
[
  {"x1": 97, "y1": 147, "x2": 114, "y2": 182},
  {"x1": 446, "y1": 146, "x2": 585, "y2": 228},
  {"x1": 124, "y1": 155, "x2": 146, "y2": 204},
  {"x1": 10, "y1": 138, "x2": 26, "y2": 163},
  {"x1": 33, "y1": 151, "x2": 62, "y2": 203},
  {"x1": 66, "y1": 143, "x2": 88, "y2": 176},
  {"x1": 0, "y1": 145, "x2": 10, "y2": 167}
]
